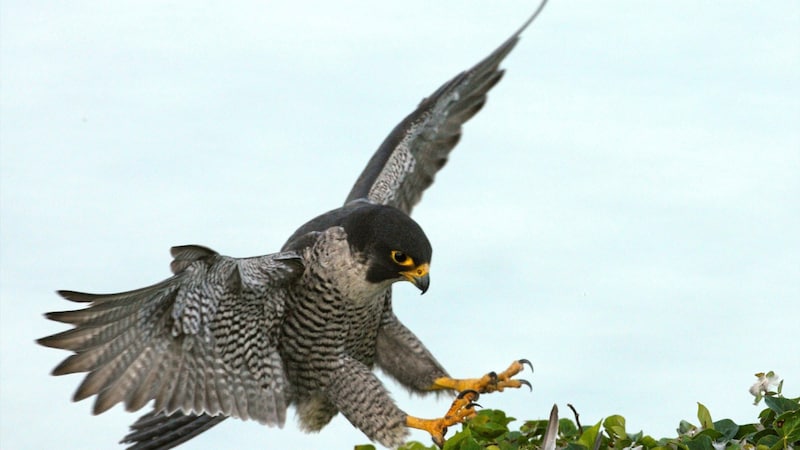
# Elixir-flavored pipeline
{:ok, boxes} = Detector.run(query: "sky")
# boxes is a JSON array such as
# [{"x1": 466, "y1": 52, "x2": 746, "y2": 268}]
[{"x1": 1, "y1": 1, "x2": 798, "y2": 449}]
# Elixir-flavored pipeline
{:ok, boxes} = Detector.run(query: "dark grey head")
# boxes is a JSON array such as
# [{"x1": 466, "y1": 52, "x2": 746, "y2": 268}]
[{"x1": 341, "y1": 204, "x2": 432, "y2": 293}]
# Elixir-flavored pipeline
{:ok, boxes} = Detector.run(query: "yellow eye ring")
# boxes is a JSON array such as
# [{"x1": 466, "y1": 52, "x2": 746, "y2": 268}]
[{"x1": 391, "y1": 250, "x2": 415, "y2": 267}]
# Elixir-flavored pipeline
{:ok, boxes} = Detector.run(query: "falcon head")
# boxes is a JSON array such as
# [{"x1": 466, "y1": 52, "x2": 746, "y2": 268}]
[{"x1": 342, "y1": 204, "x2": 432, "y2": 293}]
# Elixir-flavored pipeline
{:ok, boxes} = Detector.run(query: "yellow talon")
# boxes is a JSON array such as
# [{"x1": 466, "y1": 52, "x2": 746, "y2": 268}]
[
  {"x1": 430, "y1": 359, "x2": 532, "y2": 394},
  {"x1": 406, "y1": 390, "x2": 480, "y2": 447},
  {"x1": 410, "y1": 360, "x2": 532, "y2": 446}
]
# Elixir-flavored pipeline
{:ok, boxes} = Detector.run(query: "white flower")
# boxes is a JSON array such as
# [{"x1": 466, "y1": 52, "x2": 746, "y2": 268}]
[{"x1": 749, "y1": 371, "x2": 781, "y2": 402}]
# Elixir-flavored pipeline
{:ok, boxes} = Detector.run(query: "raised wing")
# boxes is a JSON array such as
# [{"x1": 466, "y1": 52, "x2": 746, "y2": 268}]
[
  {"x1": 345, "y1": 0, "x2": 548, "y2": 214},
  {"x1": 38, "y1": 245, "x2": 304, "y2": 426}
]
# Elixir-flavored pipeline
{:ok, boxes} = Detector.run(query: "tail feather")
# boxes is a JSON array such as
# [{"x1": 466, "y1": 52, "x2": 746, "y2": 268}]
[{"x1": 121, "y1": 410, "x2": 227, "y2": 450}]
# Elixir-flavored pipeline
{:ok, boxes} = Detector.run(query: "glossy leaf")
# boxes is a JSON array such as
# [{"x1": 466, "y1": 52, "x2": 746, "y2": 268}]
[
  {"x1": 765, "y1": 396, "x2": 799, "y2": 415},
  {"x1": 684, "y1": 434, "x2": 714, "y2": 450},
  {"x1": 775, "y1": 409, "x2": 800, "y2": 442},
  {"x1": 362, "y1": 378, "x2": 798, "y2": 450},
  {"x1": 603, "y1": 415, "x2": 626, "y2": 440},
  {"x1": 713, "y1": 418, "x2": 739, "y2": 440},
  {"x1": 576, "y1": 420, "x2": 603, "y2": 450},
  {"x1": 697, "y1": 403, "x2": 714, "y2": 430}
]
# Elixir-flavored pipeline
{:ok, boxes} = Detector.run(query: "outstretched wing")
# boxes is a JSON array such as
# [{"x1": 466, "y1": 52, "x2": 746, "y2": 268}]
[
  {"x1": 38, "y1": 245, "x2": 304, "y2": 427},
  {"x1": 345, "y1": 1, "x2": 547, "y2": 214}
]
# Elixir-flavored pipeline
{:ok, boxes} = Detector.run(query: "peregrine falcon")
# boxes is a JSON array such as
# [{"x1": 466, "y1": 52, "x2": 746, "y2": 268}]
[{"x1": 38, "y1": 2, "x2": 547, "y2": 448}]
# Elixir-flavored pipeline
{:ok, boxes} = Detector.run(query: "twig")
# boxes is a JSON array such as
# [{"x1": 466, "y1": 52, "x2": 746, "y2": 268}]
[{"x1": 567, "y1": 403, "x2": 582, "y2": 431}]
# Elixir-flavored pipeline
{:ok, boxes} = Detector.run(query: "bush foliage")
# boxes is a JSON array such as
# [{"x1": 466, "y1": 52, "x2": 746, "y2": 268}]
[{"x1": 357, "y1": 372, "x2": 798, "y2": 450}]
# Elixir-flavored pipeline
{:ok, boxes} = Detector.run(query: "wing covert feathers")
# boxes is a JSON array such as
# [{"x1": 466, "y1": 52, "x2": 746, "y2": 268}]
[{"x1": 38, "y1": 246, "x2": 304, "y2": 426}]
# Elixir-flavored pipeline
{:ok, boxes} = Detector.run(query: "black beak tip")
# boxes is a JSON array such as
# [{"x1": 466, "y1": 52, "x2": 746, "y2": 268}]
[
  {"x1": 403, "y1": 271, "x2": 430, "y2": 294},
  {"x1": 416, "y1": 275, "x2": 430, "y2": 294}
]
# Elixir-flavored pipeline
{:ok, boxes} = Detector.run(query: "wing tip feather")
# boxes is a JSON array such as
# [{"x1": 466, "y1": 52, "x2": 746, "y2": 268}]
[{"x1": 57, "y1": 290, "x2": 95, "y2": 302}]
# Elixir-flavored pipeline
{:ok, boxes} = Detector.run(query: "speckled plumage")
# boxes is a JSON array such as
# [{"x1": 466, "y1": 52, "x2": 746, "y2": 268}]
[{"x1": 38, "y1": 4, "x2": 545, "y2": 449}]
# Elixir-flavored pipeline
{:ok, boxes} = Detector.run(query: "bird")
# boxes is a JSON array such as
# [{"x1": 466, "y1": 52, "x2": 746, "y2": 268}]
[{"x1": 37, "y1": 1, "x2": 548, "y2": 448}]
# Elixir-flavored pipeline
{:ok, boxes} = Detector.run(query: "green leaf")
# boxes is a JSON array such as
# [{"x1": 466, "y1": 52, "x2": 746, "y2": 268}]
[
  {"x1": 520, "y1": 419, "x2": 548, "y2": 436},
  {"x1": 604, "y1": 415, "x2": 627, "y2": 440},
  {"x1": 753, "y1": 427, "x2": 778, "y2": 442},
  {"x1": 756, "y1": 433, "x2": 779, "y2": 448},
  {"x1": 735, "y1": 423, "x2": 759, "y2": 440},
  {"x1": 469, "y1": 411, "x2": 511, "y2": 440},
  {"x1": 684, "y1": 434, "x2": 714, "y2": 450},
  {"x1": 604, "y1": 415, "x2": 625, "y2": 429},
  {"x1": 695, "y1": 428, "x2": 723, "y2": 440},
  {"x1": 727, "y1": 442, "x2": 742, "y2": 450},
  {"x1": 559, "y1": 418, "x2": 579, "y2": 438},
  {"x1": 760, "y1": 408, "x2": 777, "y2": 427},
  {"x1": 443, "y1": 428, "x2": 470, "y2": 450},
  {"x1": 639, "y1": 435, "x2": 660, "y2": 449},
  {"x1": 628, "y1": 430, "x2": 644, "y2": 442},
  {"x1": 697, "y1": 403, "x2": 714, "y2": 430},
  {"x1": 406, "y1": 380, "x2": 798, "y2": 450},
  {"x1": 713, "y1": 419, "x2": 739, "y2": 440},
  {"x1": 679, "y1": 420, "x2": 698, "y2": 436},
  {"x1": 775, "y1": 409, "x2": 800, "y2": 442},
  {"x1": 576, "y1": 420, "x2": 603, "y2": 450},
  {"x1": 616, "y1": 438, "x2": 634, "y2": 449},
  {"x1": 461, "y1": 438, "x2": 482, "y2": 450},
  {"x1": 477, "y1": 409, "x2": 517, "y2": 427},
  {"x1": 354, "y1": 445, "x2": 377, "y2": 450},
  {"x1": 764, "y1": 396, "x2": 800, "y2": 415},
  {"x1": 502, "y1": 431, "x2": 523, "y2": 445}
]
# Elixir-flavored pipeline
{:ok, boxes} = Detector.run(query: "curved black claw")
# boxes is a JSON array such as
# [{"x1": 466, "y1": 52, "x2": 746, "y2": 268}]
[
  {"x1": 519, "y1": 378, "x2": 533, "y2": 391},
  {"x1": 457, "y1": 389, "x2": 480, "y2": 400},
  {"x1": 519, "y1": 358, "x2": 534, "y2": 373},
  {"x1": 467, "y1": 402, "x2": 482, "y2": 409}
]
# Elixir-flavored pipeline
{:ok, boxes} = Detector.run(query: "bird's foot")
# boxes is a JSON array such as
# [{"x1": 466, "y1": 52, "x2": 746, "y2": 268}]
[
  {"x1": 406, "y1": 390, "x2": 481, "y2": 448},
  {"x1": 431, "y1": 359, "x2": 533, "y2": 394}
]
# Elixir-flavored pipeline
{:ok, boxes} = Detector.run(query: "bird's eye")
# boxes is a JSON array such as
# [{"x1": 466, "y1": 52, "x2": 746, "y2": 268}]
[{"x1": 391, "y1": 250, "x2": 414, "y2": 267}]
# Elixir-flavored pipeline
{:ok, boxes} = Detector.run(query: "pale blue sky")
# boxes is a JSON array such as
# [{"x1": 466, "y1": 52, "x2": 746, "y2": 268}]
[{"x1": 1, "y1": 1, "x2": 798, "y2": 449}]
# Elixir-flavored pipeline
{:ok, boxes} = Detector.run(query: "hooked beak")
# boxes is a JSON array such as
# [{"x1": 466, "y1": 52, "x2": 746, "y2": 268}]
[{"x1": 401, "y1": 263, "x2": 430, "y2": 294}]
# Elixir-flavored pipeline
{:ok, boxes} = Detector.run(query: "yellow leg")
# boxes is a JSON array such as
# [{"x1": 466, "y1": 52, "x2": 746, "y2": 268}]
[
  {"x1": 431, "y1": 359, "x2": 532, "y2": 393},
  {"x1": 407, "y1": 359, "x2": 532, "y2": 447},
  {"x1": 406, "y1": 390, "x2": 480, "y2": 448}
]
